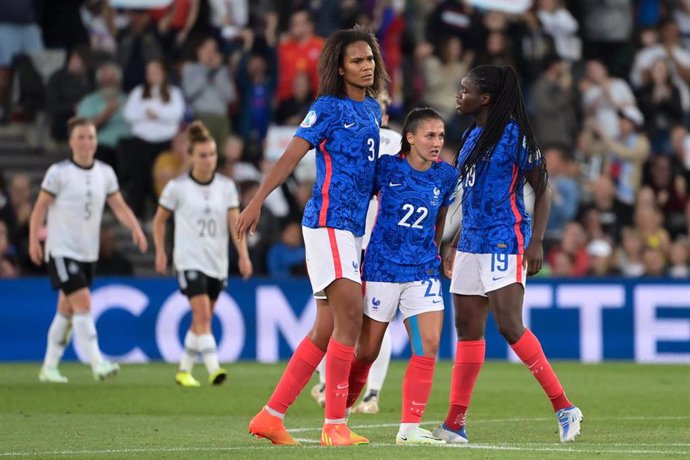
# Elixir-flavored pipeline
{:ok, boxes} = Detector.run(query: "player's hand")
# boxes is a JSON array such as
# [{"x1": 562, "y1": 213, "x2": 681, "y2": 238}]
[
  {"x1": 29, "y1": 238, "x2": 43, "y2": 266},
  {"x1": 238, "y1": 256, "x2": 253, "y2": 280},
  {"x1": 443, "y1": 246, "x2": 456, "y2": 278},
  {"x1": 155, "y1": 251, "x2": 167, "y2": 275},
  {"x1": 132, "y1": 227, "x2": 148, "y2": 253},
  {"x1": 524, "y1": 242, "x2": 543, "y2": 276},
  {"x1": 236, "y1": 200, "x2": 261, "y2": 242}
]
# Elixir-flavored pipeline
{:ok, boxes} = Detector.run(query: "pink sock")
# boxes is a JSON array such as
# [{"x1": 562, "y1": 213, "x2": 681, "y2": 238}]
[
  {"x1": 324, "y1": 338, "x2": 354, "y2": 421},
  {"x1": 346, "y1": 355, "x2": 372, "y2": 408},
  {"x1": 445, "y1": 340, "x2": 485, "y2": 430},
  {"x1": 401, "y1": 355, "x2": 436, "y2": 423}
]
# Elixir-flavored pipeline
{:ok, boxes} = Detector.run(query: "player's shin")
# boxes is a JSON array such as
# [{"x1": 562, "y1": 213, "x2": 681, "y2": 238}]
[
  {"x1": 445, "y1": 339, "x2": 485, "y2": 430},
  {"x1": 43, "y1": 313, "x2": 72, "y2": 367},
  {"x1": 346, "y1": 355, "x2": 372, "y2": 409}
]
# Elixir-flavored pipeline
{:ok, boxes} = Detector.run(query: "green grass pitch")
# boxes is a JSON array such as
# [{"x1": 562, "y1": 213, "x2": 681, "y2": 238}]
[{"x1": 1, "y1": 361, "x2": 689, "y2": 459}]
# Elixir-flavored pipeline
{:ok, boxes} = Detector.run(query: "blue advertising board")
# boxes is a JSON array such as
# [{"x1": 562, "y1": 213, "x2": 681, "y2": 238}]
[{"x1": 1, "y1": 277, "x2": 689, "y2": 363}]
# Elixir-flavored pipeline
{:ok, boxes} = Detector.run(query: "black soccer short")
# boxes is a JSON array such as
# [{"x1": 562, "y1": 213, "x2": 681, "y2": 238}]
[
  {"x1": 177, "y1": 270, "x2": 227, "y2": 301},
  {"x1": 48, "y1": 256, "x2": 95, "y2": 295}
]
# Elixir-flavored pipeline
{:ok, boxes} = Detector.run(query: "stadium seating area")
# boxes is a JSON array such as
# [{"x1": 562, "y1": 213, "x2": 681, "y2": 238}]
[{"x1": 1, "y1": 0, "x2": 690, "y2": 278}]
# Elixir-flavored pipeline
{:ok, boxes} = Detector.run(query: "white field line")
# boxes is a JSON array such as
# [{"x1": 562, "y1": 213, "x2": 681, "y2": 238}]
[{"x1": 2, "y1": 416, "x2": 689, "y2": 457}]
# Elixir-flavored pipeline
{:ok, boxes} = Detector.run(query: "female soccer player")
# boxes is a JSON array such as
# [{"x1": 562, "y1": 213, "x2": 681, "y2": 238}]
[
  {"x1": 346, "y1": 107, "x2": 459, "y2": 445},
  {"x1": 152, "y1": 121, "x2": 252, "y2": 387},
  {"x1": 237, "y1": 26, "x2": 389, "y2": 446},
  {"x1": 29, "y1": 117, "x2": 147, "y2": 383},
  {"x1": 433, "y1": 64, "x2": 583, "y2": 444}
]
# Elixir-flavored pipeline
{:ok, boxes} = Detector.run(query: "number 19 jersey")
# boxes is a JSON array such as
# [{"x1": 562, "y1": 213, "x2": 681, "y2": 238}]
[
  {"x1": 295, "y1": 95, "x2": 382, "y2": 236},
  {"x1": 159, "y1": 173, "x2": 239, "y2": 279},
  {"x1": 364, "y1": 155, "x2": 459, "y2": 282}
]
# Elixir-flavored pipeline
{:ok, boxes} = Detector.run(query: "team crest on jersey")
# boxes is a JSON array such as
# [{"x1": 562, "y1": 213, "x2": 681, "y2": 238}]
[
  {"x1": 68, "y1": 261, "x2": 79, "y2": 274},
  {"x1": 300, "y1": 110, "x2": 318, "y2": 128},
  {"x1": 430, "y1": 186, "x2": 441, "y2": 207}
]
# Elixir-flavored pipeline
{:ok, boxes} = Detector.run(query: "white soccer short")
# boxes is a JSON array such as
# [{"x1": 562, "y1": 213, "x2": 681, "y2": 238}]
[
  {"x1": 303, "y1": 226, "x2": 363, "y2": 300},
  {"x1": 450, "y1": 252, "x2": 527, "y2": 296},
  {"x1": 363, "y1": 278, "x2": 445, "y2": 323}
]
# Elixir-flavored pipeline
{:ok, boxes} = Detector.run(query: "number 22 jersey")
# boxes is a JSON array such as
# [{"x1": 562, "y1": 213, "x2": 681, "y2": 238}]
[
  {"x1": 295, "y1": 95, "x2": 382, "y2": 236},
  {"x1": 364, "y1": 155, "x2": 459, "y2": 282}
]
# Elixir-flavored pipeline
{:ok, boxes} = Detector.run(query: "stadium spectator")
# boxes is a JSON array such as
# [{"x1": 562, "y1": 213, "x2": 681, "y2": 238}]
[
  {"x1": 153, "y1": 121, "x2": 251, "y2": 388},
  {"x1": 668, "y1": 235, "x2": 690, "y2": 278},
  {"x1": 276, "y1": 9, "x2": 323, "y2": 104},
  {"x1": 276, "y1": 71, "x2": 313, "y2": 125},
  {"x1": 116, "y1": 9, "x2": 164, "y2": 92},
  {"x1": 151, "y1": 0, "x2": 202, "y2": 62},
  {"x1": 29, "y1": 117, "x2": 146, "y2": 384},
  {"x1": 641, "y1": 245, "x2": 667, "y2": 276},
  {"x1": 580, "y1": 106, "x2": 650, "y2": 207},
  {"x1": 635, "y1": 57, "x2": 684, "y2": 154},
  {"x1": 0, "y1": 0, "x2": 44, "y2": 123},
  {"x1": 545, "y1": 145, "x2": 580, "y2": 247},
  {"x1": 421, "y1": 36, "x2": 473, "y2": 127},
  {"x1": 235, "y1": 28, "x2": 277, "y2": 155},
  {"x1": 644, "y1": 155, "x2": 688, "y2": 236},
  {"x1": 0, "y1": 220, "x2": 19, "y2": 278},
  {"x1": 241, "y1": 26, "x2": 389, "y2": 447},
  {"x1": 152, "y1": 129, "x2": 189, "y2": 198},
  {"x1": 122, "y1": 59, "x2": 185, "y2": 218},
  {"x1": 531, "y1": 54, "x2": 578, "y2": 149},
  {"x1": 80, "y1": 0, "x2": 117, "y2": 56},
  {"x1": 547, "y1": 221, "x2": 590, "y2": 277},
  {"x1": 181, "y1": 36, "x2": 236, "y2": 148},
  {"x1": 579, "y1": 0, "x2": 634, "y2": 74},
  {"x1": 616, "y1": 226, "x2": 646, "y2": 277},
  {"x1": 0, "y1": 168, "x2": 15, "y2": 234},
  {"x1": 634, "y1": 202, "x2": 671, "y2": 255},
  {"x1": 583, "y1": 175, "x2": 634, "y2": 243},
  {"x1": 46, "y1": 47, "x2": 92, "y2": 141},
  {"x1": 38, "y1": 0, "x2": 90, "y2": 52},
  {"x1": 217, "y1": 135, "x2": 260, "y2": 182},
  {"x1": 77, "y1": 62, "x2": 131, "y2": 172},
  {"x1": 437, "y1": 65, "x2": 581, "y2": 445},
  {"x1": 581, "y1": 59, "x2": 637, "y2": 139},
  {"x1": 586, "y1": 239, "x2": 620, "y2": 276},
  {"x1": 425, "y1": 0, "x2": 484, "y2": 53},
  {"x1": 267, "y1": 220, "x2": 306, "y2": 277},
  {"x1": 535, "y1": 0, "x2": 581, "y2": 63}
]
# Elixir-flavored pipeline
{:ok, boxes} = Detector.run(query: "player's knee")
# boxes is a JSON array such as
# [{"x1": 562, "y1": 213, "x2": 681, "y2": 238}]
[
  {"x1": 496, "y1": 321, "x2": 522, "y2": 343},
  {"x1": 420, "y1": 335, "x2": 440, "y2": 357},
  {"x1": 355, "y1": 343, "x2": 379, "y2": 363}
]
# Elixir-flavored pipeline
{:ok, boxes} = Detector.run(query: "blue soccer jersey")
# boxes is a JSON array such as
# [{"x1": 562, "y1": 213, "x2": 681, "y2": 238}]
[
  {"x1": 296, "y1": 95, "x2": 382, "y2": 236},
  {"x1": 458, "y1": 119, "x2": 542, "y2": 254},
  {"x1": 363, "y1": 155, "x2": 460, "y2": 282}
]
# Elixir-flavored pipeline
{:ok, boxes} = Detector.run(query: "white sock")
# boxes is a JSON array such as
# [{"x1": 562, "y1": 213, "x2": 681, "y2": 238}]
[
  {"x1": 317, "y1": 358, "x2": 326, "y2": 385},
  {"x1": 43, "y1": 313, "x2": 72, "y2": 367},
  {"x1": 72, "y1": 312, "x2": 103, "y2": 367},
  {"x1": 179, "y1": 331, "x2": 198, "y2": 372},
  {"x1": 398, "y1": 422, "x2": 419, "y2": 437},
  {"x1": 197, "y1": 333, "x2": 220, "y2": 374},
  {"x1": 264, "y1": 405, "x2": 285, "y2": 419},
  {"x1": 366, "y1": 328, "x2": 392, "y2": 395}
]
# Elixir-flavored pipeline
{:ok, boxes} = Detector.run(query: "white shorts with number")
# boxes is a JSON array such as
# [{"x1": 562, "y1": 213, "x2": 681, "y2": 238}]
[
  {"x1": 363, "y1": 278, "x2": 445, "y2": 322},
  {"x1": 450, "y1": 252, "x2": 526, "y2": 297},
  {"x1": 303, "y1": 226, "x2": 363, "y2": 300}
]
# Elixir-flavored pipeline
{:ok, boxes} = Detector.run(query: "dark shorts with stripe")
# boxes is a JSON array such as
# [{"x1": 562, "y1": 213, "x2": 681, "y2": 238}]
[
  {"x1": 177, "y1": 270, "x2": 227, "y2": 301},
  {"x1": 47, "y1": 256, "x2": 96, "y2": 295}
]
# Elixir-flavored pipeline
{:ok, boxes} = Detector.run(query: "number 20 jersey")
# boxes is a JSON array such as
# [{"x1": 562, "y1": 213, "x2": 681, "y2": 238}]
[
  {"x1": 364, "y1": 155, "x2": 459, "y2": 282},
  {"x1": 159, "y1": 173, "x2": 239, "y2": 279},
  {"x1": 295, "y1": 95, "x2": 382, "y2": 237}
]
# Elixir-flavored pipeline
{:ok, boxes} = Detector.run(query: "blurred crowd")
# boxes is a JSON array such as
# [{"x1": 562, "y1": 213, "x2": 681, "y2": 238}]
[{"x1": 1, "y1": 0, "x2": 690, "y2": 279}]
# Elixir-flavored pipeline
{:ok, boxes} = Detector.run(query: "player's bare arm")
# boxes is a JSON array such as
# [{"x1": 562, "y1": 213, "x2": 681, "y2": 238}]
[
  {"x1": 151, "y1": 206, "x2": 171, "y2": 274},
  {"x1": 524, "y1": 169, "x2": 551, "y2": 276},
  {"x1": 228, "y1": 207, "x2": 252, "y2": 280},
  {"x1": 28, "y1": 190, "x2": 55, "y2": 266},
  {"x1": 107, "y1": 192, "x2": 148, "y2": 253}
]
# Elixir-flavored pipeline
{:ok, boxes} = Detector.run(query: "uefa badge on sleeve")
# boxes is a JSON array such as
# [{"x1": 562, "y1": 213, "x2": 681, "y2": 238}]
[{"x1": 300, "y1": 110, "x2": 318, "y2": 128}]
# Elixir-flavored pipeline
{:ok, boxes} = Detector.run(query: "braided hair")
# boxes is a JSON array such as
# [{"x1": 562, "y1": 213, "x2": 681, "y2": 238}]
[{"x1": 456, "y1": 65, "x2": 548, "y2": 199}]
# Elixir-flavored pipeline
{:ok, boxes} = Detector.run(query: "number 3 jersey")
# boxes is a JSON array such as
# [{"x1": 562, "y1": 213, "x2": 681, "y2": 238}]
[
  {"x1": 363, "y1": 155, "x2": 459, "y2": 282},
  {"x1": 41, "y1": 159, "x2": 119, "y2": 262},
  {"x1": 295, "y1": 95, "x2": 382, "y2": 236},
  {"x1": 458, "y1": 120, "x2": 542, "y2": 254},
  {"x1": 159, "y1": 173, "x2": 239, "y2": 279}
]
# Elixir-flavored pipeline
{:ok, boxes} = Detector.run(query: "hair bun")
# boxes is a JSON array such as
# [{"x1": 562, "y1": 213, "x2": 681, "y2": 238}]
[{"x1": 188, "y1": 120, "x2": 210, "y2": 141}]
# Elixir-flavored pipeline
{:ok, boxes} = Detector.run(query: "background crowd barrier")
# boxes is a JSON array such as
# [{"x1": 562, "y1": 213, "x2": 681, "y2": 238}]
[{"x1": 1, "y1": 277, "x2": 688, "y2": 363}]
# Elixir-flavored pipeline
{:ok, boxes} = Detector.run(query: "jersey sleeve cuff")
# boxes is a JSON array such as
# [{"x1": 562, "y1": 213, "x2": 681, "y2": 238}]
[
  {"x1": 106, "y1": 189, "x2": 119, "y2": 197},
  {"x1": 159, "y1": 203, "x2": 174, "y2": 212},
  {"x1": 41, "y1": 188, "x2": 57, "y2": 197}
]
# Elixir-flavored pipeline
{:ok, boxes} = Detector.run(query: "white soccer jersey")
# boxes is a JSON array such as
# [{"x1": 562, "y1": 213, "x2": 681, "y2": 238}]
[
  {"x1": 363, "y1": 127, "x2": 403, "y2": 249},
  {"x1": 41, "y1": 159, "x2": 119, "y2": 262},
  {"x1": 159, "y1": 173, "x2": 239, "y2": 279}
]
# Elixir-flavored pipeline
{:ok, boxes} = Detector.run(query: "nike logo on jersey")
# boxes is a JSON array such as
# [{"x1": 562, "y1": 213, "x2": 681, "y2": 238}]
[
  {"x1": 492, "y1": 276, "x2": 505, "y2": 281},
  {"x1": 389, "y1": 182, "x2": 402, "y2": 187},
  {"x1": 344, "y1": 122, "x2": 355, "y2": 128},
  {"x1": 432, "y1": 299, "x2": 443, "y2": 304}
]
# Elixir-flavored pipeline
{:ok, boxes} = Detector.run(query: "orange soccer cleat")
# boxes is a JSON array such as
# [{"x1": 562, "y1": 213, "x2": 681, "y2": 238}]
[
  {"x1": 248, "y1": 408, "x2": 299, "y2": 446},
  {"x1": 320, "y1": 423, "x2": 369, "y2": 446}
]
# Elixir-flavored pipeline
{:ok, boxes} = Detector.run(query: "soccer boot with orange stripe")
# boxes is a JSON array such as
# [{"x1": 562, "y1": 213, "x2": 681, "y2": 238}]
[
  {"x1": 248, "y1": 408, "x2": 299, "y2": 446},
  {"x1": 320, "y1": 423, "x2": 369, "y2": 446}
]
